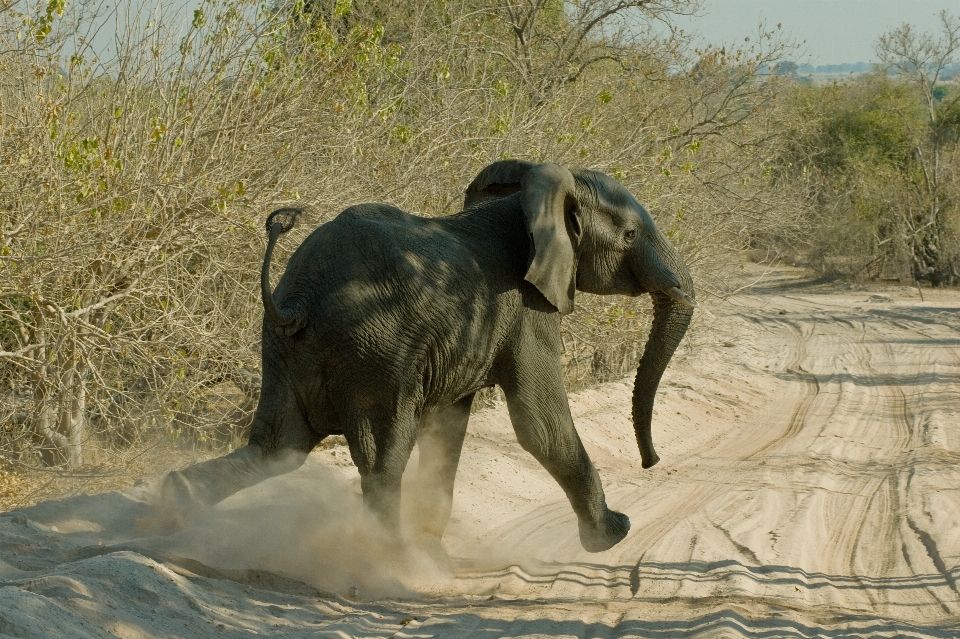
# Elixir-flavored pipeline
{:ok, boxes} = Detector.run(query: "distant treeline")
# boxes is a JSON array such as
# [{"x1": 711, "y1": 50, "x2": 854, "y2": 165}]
[
  {"x1": 789, "y1": 61, "x2": 960, "y2": 78},
  {"x1": 796, "y1": 62, "x2": 874, "y2": 74}
]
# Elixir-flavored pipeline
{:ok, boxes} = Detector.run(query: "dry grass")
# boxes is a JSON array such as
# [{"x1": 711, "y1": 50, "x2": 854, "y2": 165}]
[{"x1": 0, "y1": 438, "x2": 213, "y2": 511}]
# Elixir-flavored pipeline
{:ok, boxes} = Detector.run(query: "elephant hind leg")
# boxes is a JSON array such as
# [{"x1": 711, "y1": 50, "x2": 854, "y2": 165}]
[
  {"x1": 344, "y1": 408, "x2": 420, "y2": 535},
  {"x1": 411, "y1": 393, "x2": 473, "y2": 541},
  {"x1": 153, "y1": 444, "x2": 309, "y2": 533},
  {"x1": 152, "y1": 382, "x2": 321, "y2": 533}
]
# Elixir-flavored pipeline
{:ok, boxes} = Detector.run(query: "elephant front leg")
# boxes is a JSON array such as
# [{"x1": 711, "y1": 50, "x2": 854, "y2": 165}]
[
  {"x1": 504, "y1": 393, "x2": 630, "y2": 552},
  {"x1": 411, "y1": 393, "x2": 474, "y2": 551},
  {"x1": 498, "y1": 351, "x2": 629, "y2": 552}
]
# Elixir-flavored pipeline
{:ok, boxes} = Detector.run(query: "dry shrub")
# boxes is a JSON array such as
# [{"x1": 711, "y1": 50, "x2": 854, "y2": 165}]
[
  {"x1": 0, "y1": 0, "x2": 804, "y2": 480},
  {"x1": 784, "y1": 14, "x2": 960, "y2": 283}
]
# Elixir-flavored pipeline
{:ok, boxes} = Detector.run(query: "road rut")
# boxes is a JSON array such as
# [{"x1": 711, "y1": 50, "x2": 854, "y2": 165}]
[{"x1": 2, "y1": 268, "x2": 959, "y2": 638}]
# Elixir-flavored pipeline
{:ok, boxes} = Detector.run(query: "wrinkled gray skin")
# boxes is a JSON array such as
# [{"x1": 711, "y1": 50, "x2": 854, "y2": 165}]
[{"x1": 159, "y1": 161, "x2": 695, "y2": 553}]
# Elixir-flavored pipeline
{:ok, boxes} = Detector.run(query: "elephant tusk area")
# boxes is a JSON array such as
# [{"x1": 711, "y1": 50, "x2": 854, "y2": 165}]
[{"x1": 663, "y1": 286, "x2": 696, "y2": 307}]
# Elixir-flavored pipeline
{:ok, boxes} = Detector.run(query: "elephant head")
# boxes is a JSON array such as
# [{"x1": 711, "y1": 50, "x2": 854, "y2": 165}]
[{"x1": 465, "y1": 160, "x2": 695, "y2": 469}]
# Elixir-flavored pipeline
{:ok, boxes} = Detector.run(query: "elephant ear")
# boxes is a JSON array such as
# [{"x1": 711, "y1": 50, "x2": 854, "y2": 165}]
[
  {"x1": 520, "y1": 163, "x2": 580, "y2": 315},
  {"x1": 463, "y1": 159, "x2": 536, "y2": 209}
]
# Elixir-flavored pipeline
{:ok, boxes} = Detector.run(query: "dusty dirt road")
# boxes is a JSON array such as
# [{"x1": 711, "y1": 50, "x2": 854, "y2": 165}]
[{"x1": 2, "y1": 267, "x2": 960, "y2": 638}]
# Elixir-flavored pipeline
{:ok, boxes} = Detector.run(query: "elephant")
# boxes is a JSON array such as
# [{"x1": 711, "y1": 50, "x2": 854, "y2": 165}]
[{"x1": 157, "y1": 160, "x2": 695, "y2": 553}]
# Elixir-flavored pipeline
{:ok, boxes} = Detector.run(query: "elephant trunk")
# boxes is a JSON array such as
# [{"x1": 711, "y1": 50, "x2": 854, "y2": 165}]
[{"x1": 631, "y1": 239, "x2": 694, "y2": 469}]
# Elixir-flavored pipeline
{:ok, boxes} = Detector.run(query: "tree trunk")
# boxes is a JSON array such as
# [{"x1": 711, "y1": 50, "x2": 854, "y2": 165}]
[{"x1": 32, "y1": 362, "x2": 86, "y2": 469}]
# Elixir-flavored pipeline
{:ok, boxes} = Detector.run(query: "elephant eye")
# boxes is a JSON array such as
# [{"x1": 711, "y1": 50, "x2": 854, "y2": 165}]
[{"x1": 624, "y1": 229, "x2": 636, "y2": 241}]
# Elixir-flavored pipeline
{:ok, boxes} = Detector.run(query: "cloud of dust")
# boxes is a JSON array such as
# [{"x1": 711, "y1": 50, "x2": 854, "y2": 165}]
[
  {"x1": 159, "y1": 456, "x2": 454, "y2": 600},
  {"x1": 149, "y1": 424, "x2": 599, "y2": 602},
  {"x1": 6, "y1": 432, "x2": 605, "y2": 604}
]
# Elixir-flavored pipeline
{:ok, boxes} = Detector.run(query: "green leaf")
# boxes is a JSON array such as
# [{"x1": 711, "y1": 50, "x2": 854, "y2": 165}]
[{"x1": 334, "y1": 0, "x2": 352, "y2": 19}]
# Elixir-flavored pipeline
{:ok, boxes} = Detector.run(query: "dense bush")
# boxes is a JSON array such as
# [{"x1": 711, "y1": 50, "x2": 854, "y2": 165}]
[
  {"x1": 782, "y1": 12, "x2": 960, "y2": 283},
  {"x1": 0, "y1": 0, "x2": 803, "y2": 470}
]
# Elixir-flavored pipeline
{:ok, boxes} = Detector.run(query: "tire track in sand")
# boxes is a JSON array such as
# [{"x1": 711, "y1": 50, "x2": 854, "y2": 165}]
[
  {"x1": 438, "y1": 285, "x2": 960, "y2": 635},
  {"x1": 845, "y1": 312, "x2": 960, "y2": 614},
  {"x1": 834, "y1": 316, "x2": 910, "y2": 610},
  {"x1": 449, "y1": 308, "x2": 825, "y2": 600},
  {"x1": 473, "y1": 310, "x2": 828, "y2": 600}
]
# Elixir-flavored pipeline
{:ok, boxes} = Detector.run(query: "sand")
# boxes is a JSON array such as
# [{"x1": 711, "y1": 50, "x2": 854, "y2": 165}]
[{"x1": 2, "y1": 266, "x2": 960, "y2": 638}]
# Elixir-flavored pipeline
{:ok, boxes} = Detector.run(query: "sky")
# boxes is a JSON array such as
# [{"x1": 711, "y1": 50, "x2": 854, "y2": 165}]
[
  {"x1": 79, "y1": 1, "x2": 959, "y2": 68},
  {"x1": 672, "y1": 0, "x2": 959, "y2": 65}
]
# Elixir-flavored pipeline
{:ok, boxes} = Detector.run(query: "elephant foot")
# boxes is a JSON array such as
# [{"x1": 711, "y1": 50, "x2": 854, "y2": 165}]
[
  {"x1": 578, "y1": 509, "x2": 630, "y2": 552},
  {"x1": 142, "y1": 470, "x2": 212, "y2": 535},
  {"x1": 641, "y1": 451, "x2": 660, "y2": 469},
  {"x1": 409, "y1": 532, "x2": 452, "y2": 575}
]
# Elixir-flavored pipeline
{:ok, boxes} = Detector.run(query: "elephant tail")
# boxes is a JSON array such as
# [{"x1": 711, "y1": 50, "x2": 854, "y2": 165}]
[{"x1": 261, "y1": 208, "x2": 307, "y2": 337}]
